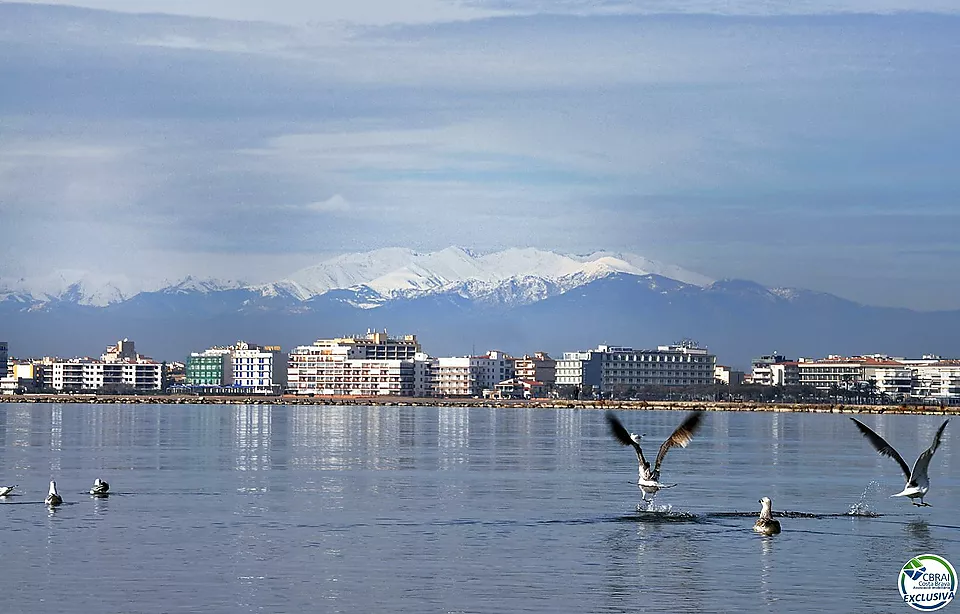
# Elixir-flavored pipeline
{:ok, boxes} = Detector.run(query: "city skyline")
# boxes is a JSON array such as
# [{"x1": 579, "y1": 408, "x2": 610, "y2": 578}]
[{"x1": 2, "y1": 2, "x2": 959, "y2": 310}]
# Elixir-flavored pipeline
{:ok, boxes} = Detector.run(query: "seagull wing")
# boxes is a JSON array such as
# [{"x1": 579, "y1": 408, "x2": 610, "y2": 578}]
[
  {"x1": 908, "y1": 419, "x2": 950, "y2": 488},
  {"x1": 605, "y1": 411, "x2": 649, "y2": 471},
  {"x1": 654, "y1": 411, "x2": 705, "y2": 473},
  {"x1": 849, "y1": 417, "x2": 911, "y2": 481}
]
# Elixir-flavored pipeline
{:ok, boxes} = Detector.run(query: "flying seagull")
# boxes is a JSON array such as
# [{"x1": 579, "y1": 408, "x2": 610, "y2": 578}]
[
  {"x1": 89, "y1": 478, "x2": 110, "y2": 496},
  {"x1": 754, "y1": 497, "x2": 782, "y2": 535},
  {"x1": 45, "y1": 480, "x2": 63, "y2": 507},
  {"x1": 605, "y1": 410, "x2": 705, "y2": 501},
  {"x1": 850, "y1": 417, "x2": 950, "y2": 507}
]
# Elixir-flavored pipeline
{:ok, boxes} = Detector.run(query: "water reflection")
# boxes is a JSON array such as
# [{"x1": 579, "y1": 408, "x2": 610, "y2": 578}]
[
  {"x1": 0, "y1": 403, "x2": 955, "y2": 614},
  {"x1": 438, "y1": 406, "x2": 469, "y2": 470},
  {"x1": 235, "y1": 405, "x2": 271, "y2": 472}
]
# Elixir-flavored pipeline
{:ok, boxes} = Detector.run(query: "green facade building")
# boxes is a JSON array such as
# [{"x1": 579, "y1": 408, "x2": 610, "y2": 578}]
[{"x1": 185, "y1": 354, "x2": 229, "y2": 386}]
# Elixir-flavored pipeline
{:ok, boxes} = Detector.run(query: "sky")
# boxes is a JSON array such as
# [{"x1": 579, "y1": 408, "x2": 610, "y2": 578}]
[{"x1": 1, "y1": 1, "x2": 959, "y2": 309}]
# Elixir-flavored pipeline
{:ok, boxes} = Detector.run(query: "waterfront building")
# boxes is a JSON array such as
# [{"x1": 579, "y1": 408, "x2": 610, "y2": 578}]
[
  {"x1": 715, "y1": 365, "x2": 745, "y2": 387},
  {"x1": 231, "y1": 342, "x2": 286, "y2": 392},
  {"x1": 514, "y1": 352, "x2": 556, "y2": 388},
  {"x1": 0, "y1": 341, "x2": 8, "y2": 376},
  {"x1": 102, "y1": 338, "x2": 138, "y2": 363},
  {"x1": 750, "y1": 353, "x2": 791, "y2": 386},
  {"x1": 287, "y1": 332, "x2": 423, "y2": 396},
  {"x1": 1, "y1": 362, "x2": 41, "y2": 395},
  {"x1": 429, "y1": 351, "x2": 515, "y2": 397},
  {"x1": 185, "y1": 348, "x2": 233, "y2": 386},
  {"x1": 493, "y1": 378, "x2": 548, "y2": 399},
  {"x1": 432, "y1": 356, "x2": 477, "y2": 397},
  {"x1": 41, "y1": 357, "x2": 164, "y2": 392},
  {"x1": 555, "y1": 350, "x2": 603, "y2": 394},
  {"x1": 184, "y1": 342, "x2": 285, "y2": 393},
  {"x1": 862, "y1": 359, "x2": 914, "y2": 400},
  {"x1": 557, "y1": 342, "x2": 716, "y2": 395},
  {"x1": 796, "y1": 356, "x2": 866, "y2": 391},
  {"x1": 913, "y1": 361, "x2": 960, "y2": 405}
]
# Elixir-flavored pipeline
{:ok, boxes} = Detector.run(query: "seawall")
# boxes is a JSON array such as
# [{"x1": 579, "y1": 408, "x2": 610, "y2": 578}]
[{"x1": 0, "y1": 394, "x2": 956, "y2": 415}]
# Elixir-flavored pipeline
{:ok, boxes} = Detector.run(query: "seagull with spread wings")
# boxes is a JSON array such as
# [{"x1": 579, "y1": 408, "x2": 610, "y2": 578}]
[
  {"x1": 605, "y1": 410, "x2": 705, "y2": 501},
  {"x1": 850, "y1": 417, "x2": 950, "y2": 507}
]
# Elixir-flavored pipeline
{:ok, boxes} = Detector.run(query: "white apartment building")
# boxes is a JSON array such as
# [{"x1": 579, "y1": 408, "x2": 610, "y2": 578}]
[
  {"x1": 433, "y1": 356, "x2": 478, "y2": 397},
  {"x1": 42, "y1": 358, "x2": 164, "y2": 391},
  {"x1": 556, "y1": 350, "x2": 603, "y2": 391},
  {"x1": 796, "y1": 357, "x2": 866, "y2": 391},
  {"x1": 231, "y1": 342, "x2": 286, "y2": 392},
  {"x1": 430, "y1": 351, "x2": 515, "y2": 397},
  {"x1": 913, "y1": 362, "x2": 960, "y2": 405},
  {"x1": 556, "y1": 343, "x2": 716, "y2": 395},
  {"x1": 287, "y1": 332, "x2": 423, "y2": 396},
  {"x1": 862, "y1": 362, "x2": 915, "y2": 399}
]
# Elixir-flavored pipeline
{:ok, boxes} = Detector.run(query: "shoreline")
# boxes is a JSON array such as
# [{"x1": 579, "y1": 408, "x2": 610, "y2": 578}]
[{"x1": 1, "y1": 394, "x2": 957, "y2": 415}]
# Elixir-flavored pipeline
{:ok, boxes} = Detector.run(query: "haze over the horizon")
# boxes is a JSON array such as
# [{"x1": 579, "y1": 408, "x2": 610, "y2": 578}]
[{"x1": 2, "y1": 1, "x2": 959, "y2": 310}]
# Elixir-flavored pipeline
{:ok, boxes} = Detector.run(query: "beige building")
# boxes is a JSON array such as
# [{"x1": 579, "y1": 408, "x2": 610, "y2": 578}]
[
  {"x1": 287, "y1": 332, "x2": 424, "y2": 396},
  {"x1": 514, "y1": 352, "x2": 556, "y2": 388}
]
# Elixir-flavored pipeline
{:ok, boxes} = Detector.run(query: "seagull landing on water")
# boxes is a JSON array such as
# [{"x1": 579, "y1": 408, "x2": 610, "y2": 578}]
[
  {"x1": 754, "y1": 497, "x2": 781, "y2": 535},
  {"x1": 45, "y1": 481, "x2": 63, "y2": 507},
  {"x1": 850, "y1": 417, "x2": 950, "y2": 507},
  {"x1": 89, "y1": 478, "x2": 110, "y2": 496},
  {"x1": 605, "y1": 410, "x2": 705, "y2": 502},
  {"x1": 0, "y1": 485, "x2": 16, "y2": 497}
]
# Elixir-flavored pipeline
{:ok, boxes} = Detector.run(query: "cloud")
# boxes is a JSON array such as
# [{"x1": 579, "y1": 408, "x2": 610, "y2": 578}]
[
  {"x1": 1, "y1": 4, "x2": 959, "y2": 309},
  {"x1": 304, "y1": 194, "x2": 353, "y2": 213}
]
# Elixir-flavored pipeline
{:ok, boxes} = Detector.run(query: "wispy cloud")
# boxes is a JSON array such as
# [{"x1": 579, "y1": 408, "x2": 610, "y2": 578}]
[{"x1": 1, "y1": 3, "x2": 959, "y2": 308}]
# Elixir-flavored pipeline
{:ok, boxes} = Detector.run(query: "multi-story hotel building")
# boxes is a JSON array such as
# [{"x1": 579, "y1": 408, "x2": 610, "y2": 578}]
[
  {"x1": 43, "y1": 360, "x2": 163, "y2": 391},
  {"x1": 429, "y1": 351, "x2": 515, "y2": 397},
  {"x1": 185, "y1": 349, "x2": 232, "y2": 386},
  {"x1": 556, "y1": 343, "x2": 716, "y2": 395},
  {"x1": 184, "y1": 341, "x2": 285, "y2": 393},
  {"x1": 514, "y1": 352, "x2": 556, "y2": 388},
  {"x1": 913, "y1": 361, "x2": 960, "y2": 405},
  {"x1": 287, "y1": 332, "x2": 424, "y2": 396},
  {"x1": 232, "y1": 343, "x2": 286, "y2": 392}
]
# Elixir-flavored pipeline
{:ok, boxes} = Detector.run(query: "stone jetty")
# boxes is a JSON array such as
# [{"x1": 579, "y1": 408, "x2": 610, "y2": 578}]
[{"x1": 0, "y1": 394, "x2": 957, "y2": 415}]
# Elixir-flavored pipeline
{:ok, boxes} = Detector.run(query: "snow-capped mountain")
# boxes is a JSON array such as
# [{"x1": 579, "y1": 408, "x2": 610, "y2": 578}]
[
  {"x1": 3, "y1": 247, "x2": 958, "y2": 368},
  {"x1": 0, "y1": 270, "x2": 245, "y2": 307},
  {"x1": 254, "y1": 246, "x2": 715, "y2": 306}
]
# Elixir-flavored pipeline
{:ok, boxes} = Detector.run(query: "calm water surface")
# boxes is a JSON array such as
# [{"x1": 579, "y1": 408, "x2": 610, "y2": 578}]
[{"x1": 0, "y1": 404, "x2": 956, "y2": 613}]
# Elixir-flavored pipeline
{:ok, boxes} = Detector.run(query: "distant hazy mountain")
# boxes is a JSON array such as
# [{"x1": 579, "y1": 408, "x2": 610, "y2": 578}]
[{"x1": 1, "y1": 247, "x2": 956, "y2": 368}]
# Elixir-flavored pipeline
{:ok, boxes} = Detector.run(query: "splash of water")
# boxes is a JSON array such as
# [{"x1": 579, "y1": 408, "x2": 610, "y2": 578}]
[
  {"x1": 637, "y1": 500, "x2": 673, "y2": 514},
  {"x1": 848, "y1": 480, "x2": 883, "y2": 516}
]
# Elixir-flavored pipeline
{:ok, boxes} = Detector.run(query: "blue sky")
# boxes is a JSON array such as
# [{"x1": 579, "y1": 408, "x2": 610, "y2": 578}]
[{"x1": 1, "y1": 1, "x2": 958, "y2": 309}]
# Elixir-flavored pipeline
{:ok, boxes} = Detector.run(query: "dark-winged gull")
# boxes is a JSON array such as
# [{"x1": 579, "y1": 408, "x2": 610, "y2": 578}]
[
  {"x1": 850, "y1": 417, "x2": 950, "y2": 507},
  {"x1": 45, "y1": 480, "x2": 63, "y2": 506},
  {"x1": 0, "y1": 484, "x2": 16, "y2": 497},
  {"x1": 605, "y1": 410, "x2": 705, "y2": 501},
  {"x1": 89, "y1": 478, "x2": 110, "y2": 496},
  {"x1": 753, "y1": 497, "x2": 782, "y2": 535}
]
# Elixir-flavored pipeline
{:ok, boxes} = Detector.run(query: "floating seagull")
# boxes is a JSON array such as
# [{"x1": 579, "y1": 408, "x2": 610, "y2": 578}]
[
  {"x1": 89, "y1": 478, "x2": 110, "y2": 496},
  {"x1": 850, "y1": 417, "x2": 950, "y2": 507},
  {"x1": 606, "y1": 410, "x2": 705, "y2": 501},
  {"x1": 754, "y1": 497, "x2": 782, "y2": 535},
  {"x1": 45, "y1": 480, "x2": 63, "y2": 507},
  {"x1": 0, "y1": 485, "x2": 16, "y2": 497}
]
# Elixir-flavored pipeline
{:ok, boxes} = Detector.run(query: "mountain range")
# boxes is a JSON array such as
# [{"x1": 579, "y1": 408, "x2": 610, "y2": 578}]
[{"x1": 1, "y1": 247, "x2": 957, "y2": 369}]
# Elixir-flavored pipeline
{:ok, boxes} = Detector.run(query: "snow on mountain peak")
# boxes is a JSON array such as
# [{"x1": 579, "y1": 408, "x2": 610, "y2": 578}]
[
  {"x1": 266, "y1": 246, "x2": 713, "y2": 302},
  {"x1": 165, "y1": 275, "x2": 247, "y2": 294}
]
